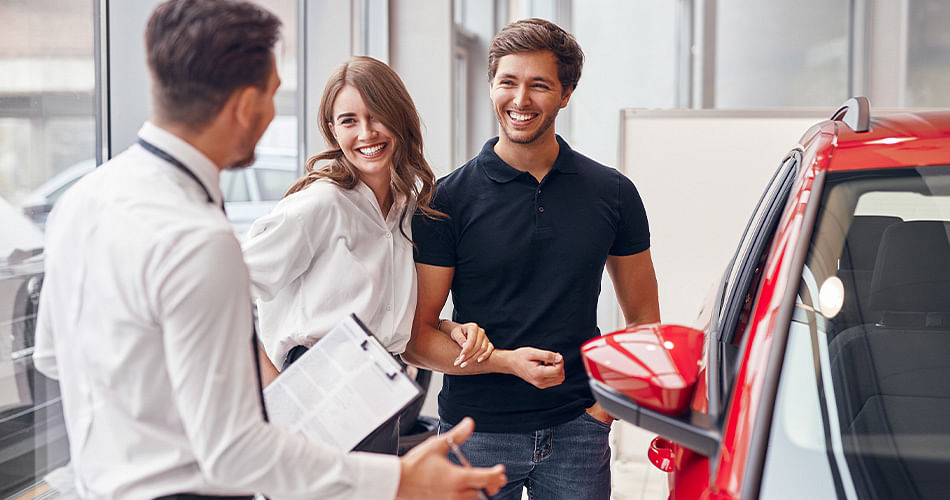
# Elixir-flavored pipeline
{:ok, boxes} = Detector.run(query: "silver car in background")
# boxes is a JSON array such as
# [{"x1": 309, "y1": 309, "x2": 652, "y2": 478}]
[{"x1": 21, "y1": 148, "x2": 299, "y2": 238}]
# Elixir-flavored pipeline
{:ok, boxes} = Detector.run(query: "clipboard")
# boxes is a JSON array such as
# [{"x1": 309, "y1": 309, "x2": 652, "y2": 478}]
[{"x1": 263, "y1": 313, "x2": 423, "y2": 451}]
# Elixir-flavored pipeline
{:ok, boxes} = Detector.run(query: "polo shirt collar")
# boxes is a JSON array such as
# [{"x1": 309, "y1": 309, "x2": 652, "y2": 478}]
[{"x1": 478, "y1": 135, "x2": 577, "y2": 184}]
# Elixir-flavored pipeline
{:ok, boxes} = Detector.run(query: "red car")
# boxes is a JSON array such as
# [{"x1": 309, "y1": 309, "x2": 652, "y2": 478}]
[{"x1": 583, "y1": 97, "x2": 950, "y2": 499}]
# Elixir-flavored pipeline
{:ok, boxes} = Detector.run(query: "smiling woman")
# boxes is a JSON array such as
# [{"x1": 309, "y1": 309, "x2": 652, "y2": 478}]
[
  {"x1": 328, "y1": 84, "x2": 399, "y2": 211},
  {"x1": 240, "y1": 55, "x2": 492, "y2": 455}
]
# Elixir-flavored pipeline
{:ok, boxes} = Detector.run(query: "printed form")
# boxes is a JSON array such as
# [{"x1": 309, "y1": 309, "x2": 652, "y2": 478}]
[{"x1": 263, "y1": 314, "x2": 422, "y2": 451}]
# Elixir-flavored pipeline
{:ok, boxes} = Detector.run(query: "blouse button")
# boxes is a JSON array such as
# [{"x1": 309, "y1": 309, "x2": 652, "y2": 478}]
[
  {"x1": 386, "y1": 304, "x2": 393, "y2": 311},
  {"x1": 385, "y1": 232, "x2": 392, "y2": 239}
]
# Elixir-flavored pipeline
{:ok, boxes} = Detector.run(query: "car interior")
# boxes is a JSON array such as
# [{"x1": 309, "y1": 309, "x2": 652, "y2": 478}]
[{"x1": 821, "y1": 170, "x2": 950, "y2": 500}]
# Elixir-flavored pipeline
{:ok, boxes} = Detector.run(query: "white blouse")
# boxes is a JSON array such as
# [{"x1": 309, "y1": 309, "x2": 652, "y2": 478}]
[{"x1": 243, "y1": 178, "x2": 417, "y2": 367}]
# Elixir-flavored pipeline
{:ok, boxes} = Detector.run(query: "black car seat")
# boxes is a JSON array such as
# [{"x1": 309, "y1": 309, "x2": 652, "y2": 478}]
[
  {"x1": 835, "y1": 215, "x2": 902, "y2": 329},
  {"x1": 829, "y1": 221, "x2": 950, "y2": 500}
]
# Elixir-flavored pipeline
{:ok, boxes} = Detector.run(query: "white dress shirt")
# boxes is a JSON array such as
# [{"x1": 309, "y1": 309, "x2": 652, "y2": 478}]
[
  {"x1": 242, "y1": 179, "x2": 417, "y2": 367},
  {"x1": 33, "y1": 122, "x2": 400, "y2": 500}
]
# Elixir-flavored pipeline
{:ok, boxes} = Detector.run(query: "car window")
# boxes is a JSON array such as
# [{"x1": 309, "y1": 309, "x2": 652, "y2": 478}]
[
  {"x1": 220, "y1": 169, "x2": 250, "y2": 203},
  {"x1": 781, "y1": 165, "x2": 950, "y2": 500},
  {"x1": 255, "y1": 168, "x2": 296, "y2": 201}
]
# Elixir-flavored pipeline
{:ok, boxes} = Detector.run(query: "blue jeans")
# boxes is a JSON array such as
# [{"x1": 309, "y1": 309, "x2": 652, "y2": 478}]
[{"x1": 439, "y1": 411, "x2": 611, "y2": 500}]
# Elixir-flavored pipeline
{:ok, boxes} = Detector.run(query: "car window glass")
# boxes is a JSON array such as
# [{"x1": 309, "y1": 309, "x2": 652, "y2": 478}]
[
  {"x1": 255, "y1": 168, "x2": 296, "y2": 201},
  {"x1": 759, "y1": 307, "x2": 848, "y2": 499},
  {"x1": 220, "y1": 169, "x2": 250, "y2": 203},
  {"x1": 791, "y1": 166, "x2": 950, "y2": 500}
]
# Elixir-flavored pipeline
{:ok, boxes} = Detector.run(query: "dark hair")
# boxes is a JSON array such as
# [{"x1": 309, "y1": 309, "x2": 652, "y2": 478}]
[
  {"x1": 145, "y1": 0, "x2": 281, "y2": 131},
  {"x1": 488, "y1": 18, "x2": 584, "y2": 93},
  {"x1": 284, "y1": 56, "x2": 443, "y2": 240}
]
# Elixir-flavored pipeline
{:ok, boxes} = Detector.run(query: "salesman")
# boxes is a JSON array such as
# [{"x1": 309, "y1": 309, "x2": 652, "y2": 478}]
[{"x1": 32, "y1": 1, "x2": 505, "y2": 499}]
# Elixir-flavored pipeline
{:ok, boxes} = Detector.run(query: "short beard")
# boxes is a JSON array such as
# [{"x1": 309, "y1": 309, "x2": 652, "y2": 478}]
[
  {"x1": 229, "y1": 147, "x2": 256, "y2": 169},
  {"x1": 500, "y1": 111, "x2": 557, "y2": 145},
  {"x1": 229, "y1": 112, "x2": 264, "y2": 169}
]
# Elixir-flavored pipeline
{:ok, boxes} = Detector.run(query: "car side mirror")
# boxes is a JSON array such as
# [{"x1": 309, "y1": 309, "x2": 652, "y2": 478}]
[
  {"x1": 582, "y1": 323, "x2": 704, "y2": 415},
  {"x1": 582, "y1": 324, "x2": 720, "y2": 457}
]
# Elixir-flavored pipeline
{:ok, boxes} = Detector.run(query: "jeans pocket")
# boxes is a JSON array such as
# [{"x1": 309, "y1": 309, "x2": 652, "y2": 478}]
[{"x1": 581, "y1": 410, "x2": 613, "y2": 430}]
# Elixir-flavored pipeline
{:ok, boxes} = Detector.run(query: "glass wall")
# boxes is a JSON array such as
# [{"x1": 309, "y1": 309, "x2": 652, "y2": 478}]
[
  {"x1": 0, "y1": 1, "x2": 94, "y2": 496},
  {"x1": 0, "y1": 0, "x2": 96, "y2": 205},
  {"x1": 906, "y1": 0, "x2": 950, "y2": 107},
  {"x1": 253, "y1": 0, "x2": 298, "y2": 153},
  {"x1": 714, "y1": 0, "x2": 850, "y2": 108}
]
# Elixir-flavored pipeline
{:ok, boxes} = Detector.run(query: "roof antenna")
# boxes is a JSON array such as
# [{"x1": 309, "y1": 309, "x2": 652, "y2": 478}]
[{"x1": 831, "y1": 96, "x2": 871, "y2": 133}]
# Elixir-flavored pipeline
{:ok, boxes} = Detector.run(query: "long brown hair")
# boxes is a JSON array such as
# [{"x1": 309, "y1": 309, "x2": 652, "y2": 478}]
[{"x1": 285, "y1": 56, "x2": 443, "y2": 240}]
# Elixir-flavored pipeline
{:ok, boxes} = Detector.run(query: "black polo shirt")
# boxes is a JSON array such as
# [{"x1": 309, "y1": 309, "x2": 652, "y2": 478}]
[{"x1": 412, "y1": 136, "x2": 650, "y2": 432}]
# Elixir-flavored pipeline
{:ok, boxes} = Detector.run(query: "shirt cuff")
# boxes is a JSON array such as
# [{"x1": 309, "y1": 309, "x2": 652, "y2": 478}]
[{"x1": 351, "y1": 451, "x2": 401, "y2": 500}]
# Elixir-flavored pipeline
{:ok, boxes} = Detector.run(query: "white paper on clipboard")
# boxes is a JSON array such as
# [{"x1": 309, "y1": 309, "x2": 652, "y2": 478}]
[{"x1": 263, "y1": 313, "x2": 422, "y2": 451}]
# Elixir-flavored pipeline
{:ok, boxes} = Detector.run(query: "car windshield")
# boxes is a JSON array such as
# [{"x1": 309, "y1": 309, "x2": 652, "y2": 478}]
[{"x1": 789, "y1": 165, "x2": 950, "y2": 499}]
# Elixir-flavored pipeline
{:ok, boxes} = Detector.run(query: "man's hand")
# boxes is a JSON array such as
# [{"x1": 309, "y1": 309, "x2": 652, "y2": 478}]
[
  {"x1": 507, "y1": 347, "x2": 565, "y2": 389},
  {"x1": 396, "y1": 417, "x2": 507, "y2": 500},
  {"x1": 585, "y1": 402, "x2": 615, "y2": 425},
  {"x1": 448, "y1": 322, "x2": 494, "y2": 368}
]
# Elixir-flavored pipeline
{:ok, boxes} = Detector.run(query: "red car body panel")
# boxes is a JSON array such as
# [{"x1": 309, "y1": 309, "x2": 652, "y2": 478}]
[{"x1": 831, "y1": 112, "x2": 950, "y2": 172}]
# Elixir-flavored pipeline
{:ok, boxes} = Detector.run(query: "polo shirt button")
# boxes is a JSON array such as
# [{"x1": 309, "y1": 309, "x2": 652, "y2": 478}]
[{"x1": 538, "y1": 206, "x2": 544, "y2": 213}]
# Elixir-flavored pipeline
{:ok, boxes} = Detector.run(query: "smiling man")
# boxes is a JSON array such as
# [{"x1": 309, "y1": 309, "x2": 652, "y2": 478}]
[{"x1": 405, "y1": 18, "x2": 660, "y2": 500}]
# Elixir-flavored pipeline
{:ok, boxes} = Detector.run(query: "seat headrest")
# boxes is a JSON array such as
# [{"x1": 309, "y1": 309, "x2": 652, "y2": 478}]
[
  {"x1": 870, "y1": 221, "x2": 950, "y2": 312},
  {"x1": 839, "y1": 215, "x2": 903, "y2": 271}
]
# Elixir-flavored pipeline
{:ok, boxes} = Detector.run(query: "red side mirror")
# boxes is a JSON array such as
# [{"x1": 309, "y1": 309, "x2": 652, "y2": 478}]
[{"x1": 581, "y1": 324, "x2": 705, "y2": 415}]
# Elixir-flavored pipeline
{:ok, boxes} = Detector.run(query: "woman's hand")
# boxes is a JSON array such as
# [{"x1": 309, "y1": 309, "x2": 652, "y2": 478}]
[{"x1": 446, "y1": 321, "x2": 494, "y2": 368}]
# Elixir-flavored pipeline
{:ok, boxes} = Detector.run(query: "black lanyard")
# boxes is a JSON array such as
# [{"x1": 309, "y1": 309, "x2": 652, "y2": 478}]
[
  {"x1": 137, "y1": 137, "x2": 269, "y2": 422},
  {"x1": 137, "y1": 138, "x2": 218, "y2": 207}
]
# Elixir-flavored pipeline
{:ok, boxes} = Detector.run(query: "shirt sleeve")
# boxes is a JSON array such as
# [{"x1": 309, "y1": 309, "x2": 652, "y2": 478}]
[
  {"x1": 412, "y1": 183, "x2": 457, "y2": 267},
  {"x1": 155, "y1": 229, "x2": 400, "y2": 500},
  {"x1": 242, "y1": 193, "x2": 319, "y2": 302},
  {"x1": 609, "y1": 173, "x2": 651, "y2": 256},
  {"x1": 33, "y1": 272, "x2": 58, "y2": 379}
]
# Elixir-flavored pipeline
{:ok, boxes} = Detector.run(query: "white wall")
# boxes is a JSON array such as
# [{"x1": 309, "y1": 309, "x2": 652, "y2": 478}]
[
  {"x1": 570, "y1": 1, "x2": 678, "y2": 335},
  {"x1": 619, "y1": 109, "x2": 828, "y2": 326}
]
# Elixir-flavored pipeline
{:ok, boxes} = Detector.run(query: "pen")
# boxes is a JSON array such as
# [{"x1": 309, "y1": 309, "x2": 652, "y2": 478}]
[{"x1": 447, "y1": 438, "x2": 490, "y2": 500}]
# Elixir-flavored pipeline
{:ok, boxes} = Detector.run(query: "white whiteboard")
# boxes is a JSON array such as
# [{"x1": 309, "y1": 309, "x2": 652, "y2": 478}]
[{"x1": 618, "y1": 108, "x2": 829, "y2": 327}]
